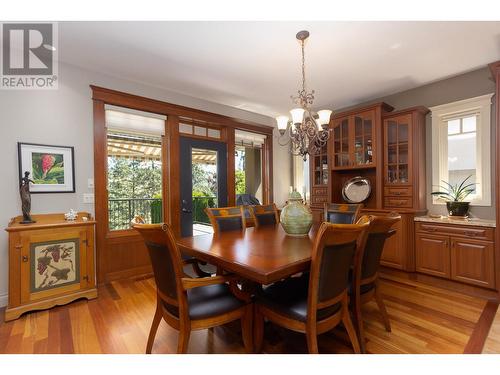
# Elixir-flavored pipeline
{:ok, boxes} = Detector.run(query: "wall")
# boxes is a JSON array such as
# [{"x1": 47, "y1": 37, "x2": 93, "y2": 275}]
[
  {"x1": 332, "y1": 66, "x2": 496, "y2": 219},
  {"x1": 0, "y1": 62, "x2": 292, "y2": 307}
]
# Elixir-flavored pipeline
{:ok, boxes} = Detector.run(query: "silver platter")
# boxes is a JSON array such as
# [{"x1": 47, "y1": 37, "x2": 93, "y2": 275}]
[{"x1": 342, "y1": 176, "x2": 372, "y2": 203}]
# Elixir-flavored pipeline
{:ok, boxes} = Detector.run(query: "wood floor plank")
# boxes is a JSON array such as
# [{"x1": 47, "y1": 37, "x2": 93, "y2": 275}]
[{"x1": 0, "y1": 277, "x2": 491, "y2": 354}]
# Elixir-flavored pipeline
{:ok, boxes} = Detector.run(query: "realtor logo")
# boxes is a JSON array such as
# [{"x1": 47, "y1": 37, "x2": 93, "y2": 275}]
[{"x1": 1, "y1": 22, "x2": 58, "y2": 89}]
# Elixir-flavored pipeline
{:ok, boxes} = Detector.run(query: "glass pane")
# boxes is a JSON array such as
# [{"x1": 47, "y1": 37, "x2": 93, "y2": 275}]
[
  {"x1": 398, "y1": 144, "x2": 408, "y2": 164},
  {"x1": 388, "y1": 145, "x2": 397, "y2": 164},
  {"x1": 447, "y1": 119, "x2": 460, "y2": 135},
  {"x1": 235, "y1": 145, "x2": 263, "y2": 203},
  {"x1": 387, "y1": 165, "x2": 398, "y2": 184},
  {"x1": 355, "y1": 137, "x2": 364, "y2": 165},
  {"x1": 398, "y1": 123, "x2": 408, "y2": 143},
  {"x1": 334, "y1": 124, "x2": 340, "y2": 139},
  {"x1": 355, "y1": 116, "x2": 362, "y2": 137},
  {"x1": 388, "y1": 121, "x2": 397, "y2": 145},
  {"x1": 341, "y1": 119, "x2": 348, "y2": 137},
  {"x1": 179, "y1": 123, "x2": 193, "y2": 134},
  {"x1": 192, "y1": 148, "x2": 218, "y2": 234},
  {"x1": 207, "y1": 128, "x2": 221, "y2": 139},
  {"x1": 334, "y1": 140, "x2": 341, "y2": 153},
  {"x1": 448, "y1": 131, "x2": 477, "y2": 190},
  {"x1": 462, "y1": 116, "x2": 477, "y2": 133},
  {"x1": 194, "y1": 126, "x2": 207, "y2": 137},
  {"x1": 398, "y1": 165, "x2": 409, "y2": 183},
  {"x1": 363, "y1": 118, "x2": 372, "y2": 137},
  {"x1": 107, "y1": 131, "x2": 163, "y2": 230},
  {"x1": 366, "y1": 138, "x2": 373, "y2": 164}
]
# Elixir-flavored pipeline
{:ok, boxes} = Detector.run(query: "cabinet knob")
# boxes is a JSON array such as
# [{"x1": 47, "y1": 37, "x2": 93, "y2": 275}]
[{"x1": 22, "y1": 255, "x2": 28, "y2": 262}]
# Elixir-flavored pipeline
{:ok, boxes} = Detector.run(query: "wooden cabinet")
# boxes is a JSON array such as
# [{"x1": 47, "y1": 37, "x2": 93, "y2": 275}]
[
  {"x1": 309, "y1": 144, "x2": 329, "y2": 209},
  {"x1": 5, "y1": 213, "x2": 97, "y2": 321},
  {"x1": 415, "y1": 234, "x2": 451, "y2": 278},
  {"x1": 383, "y1": 107, "x2": 428, "y2": 210},
  {"x1": 414, "y1": 220, "x2": 496, "y2": 289},
  {"x1": 332, "y1": 110, "x2": 376, "y2": 169}
]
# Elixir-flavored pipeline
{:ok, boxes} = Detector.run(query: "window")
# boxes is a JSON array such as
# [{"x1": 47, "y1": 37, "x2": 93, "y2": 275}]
[
  {"x1": 105, "y1": 106, "x2": 166, "y2": 230},
  {"x1": 430, "y1": 94, "x2": 493, "y2": 206},
  {"x1": 234, "y1": 130, "x2": 266, "y2": 204}
]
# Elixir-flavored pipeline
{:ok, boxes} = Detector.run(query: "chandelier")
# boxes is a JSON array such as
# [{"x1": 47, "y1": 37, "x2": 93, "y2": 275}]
[{"x1": 276, "y1": 30, "x2": 332, "y2": 161}]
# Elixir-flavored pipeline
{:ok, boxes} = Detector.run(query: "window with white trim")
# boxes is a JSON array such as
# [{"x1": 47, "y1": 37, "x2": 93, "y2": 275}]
[{"x1": 430, "y1": 94, "x2": 493, "y2": 206}]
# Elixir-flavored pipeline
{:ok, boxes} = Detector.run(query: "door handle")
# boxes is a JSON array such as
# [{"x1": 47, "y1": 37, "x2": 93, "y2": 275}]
[{"x1": 181, "y1": 208, "x2": 192, "y2": 213}]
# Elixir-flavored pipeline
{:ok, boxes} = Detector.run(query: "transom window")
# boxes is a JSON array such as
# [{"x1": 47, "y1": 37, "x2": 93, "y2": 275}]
[{"x1": 430, "y1": 94, "x2": 493, "y2": 206}]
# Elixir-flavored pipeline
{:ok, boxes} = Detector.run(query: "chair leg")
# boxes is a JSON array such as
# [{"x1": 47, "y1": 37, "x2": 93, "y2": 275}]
[
  {"x1": 241, "y1": 304, "x2": 254, "y2": 353},
  {"x1": 305, "y1": 328, "x2": 319, "y2": 354},
  {"x1": 374, "y1": 285, "x2": 391, "y2": 332},
  {"x1": 352, "y1": 299, "x2": 366, "y2": 354},
  {"x1": 146, "y1": 303, "x2": 162, "y2": 354},
  {"x1": 253, "y1": 305, "x2": 264, "y2": 353},
  {"x1": 177, "y1": 326, "x2": 191, "y2": 354},
  {"x1": 343, "y1": 308, "x2": 361, "y2": 354}
]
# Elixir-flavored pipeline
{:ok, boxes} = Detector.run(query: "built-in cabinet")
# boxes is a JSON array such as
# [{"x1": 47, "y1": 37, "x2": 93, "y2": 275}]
[
  {"x1": 415, "y1": 221, "x2": 496, "y2": 289},
  {"x1": 383, "y1": 107, "x2": 428, "y2": 210}
]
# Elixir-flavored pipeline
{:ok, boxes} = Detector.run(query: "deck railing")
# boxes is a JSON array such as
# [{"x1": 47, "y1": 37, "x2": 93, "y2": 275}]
[{"x1": 108, "y1": 196, "x2": 216, "y2": 230}]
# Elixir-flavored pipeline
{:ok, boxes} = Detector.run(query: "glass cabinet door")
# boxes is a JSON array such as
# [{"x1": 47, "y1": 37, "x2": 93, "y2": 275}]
[
  {"x1": 313, "y1": 143, "x2": 329, "y2": 186},
  {"x1": 333, "y1": 118, "x2": 350, "y2": 168},
  {"x1": 385, "y1": 115, "x2": 411, "y2": 184},
  {"x1": 354, "y1": 113, "x2": 374, "y2": 167}
]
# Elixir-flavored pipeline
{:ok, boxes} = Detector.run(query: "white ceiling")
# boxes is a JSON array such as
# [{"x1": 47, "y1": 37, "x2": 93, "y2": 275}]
[{"x1": 59, "y1": 21, "x2": 500, "y2": 118}]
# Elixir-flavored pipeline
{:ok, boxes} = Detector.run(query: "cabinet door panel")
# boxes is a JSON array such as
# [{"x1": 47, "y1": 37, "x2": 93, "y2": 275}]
[
  {"x1": 451, "y1": 239, "x2": 495, "y2": 288},
  {"x1": 380, "y1": 217, "x2": 405, "y2": 269},
  {"x1": 20, "y1": 227, "x2": 88, "y2": 303},
  {"x1": 415, "y1": 234, "x2": 450, "y2": 278}
]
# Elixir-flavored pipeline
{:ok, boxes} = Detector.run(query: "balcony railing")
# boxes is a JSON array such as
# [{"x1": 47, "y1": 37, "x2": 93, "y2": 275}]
[
  {"x1": 108, "y1": 196, "x2": 217, "y2": 231},
  {"x1": 108, "y1": 198, "x2": 162, "y2": 231}
]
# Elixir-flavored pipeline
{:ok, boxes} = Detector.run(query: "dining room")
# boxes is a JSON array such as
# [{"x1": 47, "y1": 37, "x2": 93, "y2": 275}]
[{"x1": 1, "y1": 3, "x2": 500, "y2": 373}]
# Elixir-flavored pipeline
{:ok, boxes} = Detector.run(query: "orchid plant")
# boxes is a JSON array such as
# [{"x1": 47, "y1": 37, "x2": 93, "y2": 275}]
[{"x1": 431, "y1": 175, "x2": 477, "y2": 202}]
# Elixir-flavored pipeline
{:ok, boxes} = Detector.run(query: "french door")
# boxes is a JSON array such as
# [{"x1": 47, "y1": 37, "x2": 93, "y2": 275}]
[{"x1": 179, "y1": 137, "x2": 228, "y2": 237}]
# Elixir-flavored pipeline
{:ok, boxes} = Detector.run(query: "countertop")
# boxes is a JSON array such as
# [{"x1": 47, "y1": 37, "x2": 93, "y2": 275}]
[{"x1": 414, "y1": 215, "x2": 496, "y2": 228}]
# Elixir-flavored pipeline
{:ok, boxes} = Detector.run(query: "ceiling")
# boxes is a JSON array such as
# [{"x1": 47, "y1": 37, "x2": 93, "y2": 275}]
[{"x1": 59, "y1": 21, "x2": 500, "y2": 118}]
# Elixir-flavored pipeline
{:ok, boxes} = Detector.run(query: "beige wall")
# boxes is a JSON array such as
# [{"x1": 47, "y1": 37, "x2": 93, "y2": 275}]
[
  {"x1": 0, "y1": 62, "x2": 292, "y2": 306},
  {"x1": 332, "y1": 66, "x2": 496, "y2": 220}
]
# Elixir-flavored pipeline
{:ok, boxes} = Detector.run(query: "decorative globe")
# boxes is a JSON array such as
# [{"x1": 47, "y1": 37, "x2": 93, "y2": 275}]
[{"x1": 280, "y1": 191, "x2": 313, "y2": 236}]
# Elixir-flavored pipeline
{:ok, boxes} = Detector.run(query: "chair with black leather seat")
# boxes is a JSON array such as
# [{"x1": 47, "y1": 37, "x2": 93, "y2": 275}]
[
  {"x1": 350, "y1": 213, "x2": 401, "y2": 353},
  {"x1": 132, "y1": 222, "x2": 253, "y2": 354},
  {"x1": 205, "y1": 206, "x2": 246, "y2": 234},
  {"x1": 254, "y1": 219, "x2": 372, "y2": 354},
  {"x1": 249, "y1": 203, "x2": 280, "y2": 228},
  {"x1": 324, "y1": 203, "x2": 362, "y2": 224}
]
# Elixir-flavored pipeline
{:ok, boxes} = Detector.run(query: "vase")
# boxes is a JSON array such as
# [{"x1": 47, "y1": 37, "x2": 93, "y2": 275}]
[
  {"x1": 280, "y1": 191, "x2": 313, "y2": 236},
  {"x1": 446, "y1": 201, "x2": 470, "y2": 217}
]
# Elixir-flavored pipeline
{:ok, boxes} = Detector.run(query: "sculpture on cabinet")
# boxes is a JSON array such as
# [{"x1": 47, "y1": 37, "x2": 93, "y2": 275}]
[{"x1": 20, "y1": 171, "x2": 35, "y2": 224}]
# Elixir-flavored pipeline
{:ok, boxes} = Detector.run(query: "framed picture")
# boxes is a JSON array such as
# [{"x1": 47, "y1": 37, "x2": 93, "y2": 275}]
[{"x1": 18, "y1": 142, "x2": 75, "y2": 193}]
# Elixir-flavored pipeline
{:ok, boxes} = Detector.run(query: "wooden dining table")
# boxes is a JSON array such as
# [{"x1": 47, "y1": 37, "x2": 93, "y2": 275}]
[{"x1": 177, "y1": 224, "x2": 319, "y2": 284}]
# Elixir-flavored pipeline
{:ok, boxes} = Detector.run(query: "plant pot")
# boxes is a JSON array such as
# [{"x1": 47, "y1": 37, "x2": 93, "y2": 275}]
[{"x1": 446, "y1": 201, "x2": 470, "y2": 217}]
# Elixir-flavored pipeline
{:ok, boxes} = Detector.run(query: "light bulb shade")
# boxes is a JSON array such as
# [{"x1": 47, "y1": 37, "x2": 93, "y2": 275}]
[
  {"x1": 317, "y1": 110, "x2": 332, "y2": 126},
  {"x1": 290, "y1": 108, "x2": 305, "y2": 125},
  {"x1": 276, "y1": 115, "x2": 289, "y2": 131}
]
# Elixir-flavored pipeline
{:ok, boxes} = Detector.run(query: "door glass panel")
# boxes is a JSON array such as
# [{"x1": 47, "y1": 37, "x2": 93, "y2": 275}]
[
  {"x1": 192, "y1": 148, "x2": 217, "y2": 235},
  {"x1": 107, "y1": 131, "x2": 163, "y2": 230},
  {"x1": 235, "y1": 145, "x2": 263, "y2": 204}
]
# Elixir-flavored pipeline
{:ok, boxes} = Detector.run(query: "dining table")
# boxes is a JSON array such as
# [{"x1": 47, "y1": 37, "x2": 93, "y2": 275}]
[{"x1": 177, "y1": 223, "x2": 320, "y2": 284}]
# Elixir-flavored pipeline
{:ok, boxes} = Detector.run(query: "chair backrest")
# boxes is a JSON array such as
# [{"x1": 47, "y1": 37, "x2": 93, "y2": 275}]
[
  {"x1": 249, "y1": 204, "x2": 279, "y2": 227},
  {"x1": 205, "y1": 206, "x2": 246, "y2": 234},
  {"x1": 324, "y1": 203, "x2": 362, "y2": 224},
  {"x1": 131, "y1": 222, "x2": 184, "y2": 310},
  {"x1": 354, "y1": 213, "x2": 401, "y2": 286},
  {"x1": 307, "y1": 220, "x2": 371, "y2": 321}
]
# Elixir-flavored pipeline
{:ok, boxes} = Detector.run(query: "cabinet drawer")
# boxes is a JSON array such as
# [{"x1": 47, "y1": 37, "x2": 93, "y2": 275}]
[
  {"x1": 415, "y1": 222, "x2": 494, "y2": 241},
  {"x1": 311, "y1": 195, "x2": 328, "y2": 205},
  {"x1": 312, "y1": 187, "x2": 328, "y2": 196},
  {"x1": 384, "y1": 186, "x2": 412, "y2": 197},
  {"x1": 384, "y1": 197, "x2": 412, "y2": 208}
]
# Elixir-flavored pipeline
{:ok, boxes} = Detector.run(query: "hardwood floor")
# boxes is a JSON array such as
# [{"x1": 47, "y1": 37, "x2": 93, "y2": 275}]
[{"x1": 0, "y1": 275, "x2": 497, "y2": 354}]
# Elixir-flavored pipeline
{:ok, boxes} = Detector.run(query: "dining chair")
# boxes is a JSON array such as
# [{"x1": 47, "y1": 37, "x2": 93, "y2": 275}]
[
  {"x1": 249, "y1": 203, "x2": 280, "y2": 227},
  {"x1": 254, "y1": 219, "x2": 372, "y2": 354},
  {"x1": 350, "y1": 213, "x2": 401, "y2": 353},
  {"x1": 132, "y1": 222, "x2": 253, "y2": 354},
  {"x1": 324, "y1": 203, "x2": 362, "y2": 224},
  {"x1": 205, "y1": 206, "x2": 246, "y2": 234},
  {"x1": 131, "y1": 216, "x2": 212, "y2": 278}
]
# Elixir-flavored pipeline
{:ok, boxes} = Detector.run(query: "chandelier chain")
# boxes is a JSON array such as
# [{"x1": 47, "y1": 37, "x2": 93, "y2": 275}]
[{"x1": 301, "y1": 39, "x2": 306, "y2": 93}]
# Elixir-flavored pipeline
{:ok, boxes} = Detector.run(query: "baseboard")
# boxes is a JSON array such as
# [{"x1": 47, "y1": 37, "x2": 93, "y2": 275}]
[{"x1": 0, "y1": 292, "x2": 8, "y2": 308}]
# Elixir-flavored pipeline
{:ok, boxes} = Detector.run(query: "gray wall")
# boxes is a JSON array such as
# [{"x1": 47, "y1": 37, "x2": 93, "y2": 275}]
[
  {"x1": 332, "y1": 67, "x2": 496, "y2": 219},
  {"x1": 0, "y1": 62, "x2": 292, "y2": 306}
]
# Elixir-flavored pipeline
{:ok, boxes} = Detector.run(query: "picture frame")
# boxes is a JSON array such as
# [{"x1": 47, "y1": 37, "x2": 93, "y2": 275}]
[{"x1": 18, "y1": 142, "x2": 75, "y2": 193}]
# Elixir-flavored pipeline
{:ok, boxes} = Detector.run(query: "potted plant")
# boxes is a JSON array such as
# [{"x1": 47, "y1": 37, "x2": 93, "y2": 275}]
[{"x1": 431, "y1": 175, "x2": 476, "y2": 217}]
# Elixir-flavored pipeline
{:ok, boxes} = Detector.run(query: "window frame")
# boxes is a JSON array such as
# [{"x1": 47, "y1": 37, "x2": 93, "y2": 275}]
[{"x1": 430, "y1": 93, "x2": 494, "y2": 206}]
